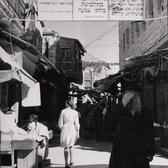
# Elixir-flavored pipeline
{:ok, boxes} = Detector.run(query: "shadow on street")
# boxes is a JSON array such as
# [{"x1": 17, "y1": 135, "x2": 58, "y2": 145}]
[
  {"x1": 150, "y1": 166, "x2": 168, "y2": 168},
  {"x1": 49, "y1": 134, "x2": 112, "y2": 153},
  {"x1": 46, "y1": 164, "x2": 108, "y2": 168},
  {"x1": 75, "y1": 138, "x2": 112, "y2": 153},
  {"x1": 46, "y1": 163, "x2": 168, "y2": 168}
]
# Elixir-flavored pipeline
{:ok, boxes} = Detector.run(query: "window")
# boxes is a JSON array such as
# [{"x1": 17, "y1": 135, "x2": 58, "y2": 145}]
[
  {"x1": 126, "y1": 28, "x2": 129, "y2": 48},
  {"x1": 60, "y1": 48, "x2": 72, "y2": 71},
  {"x1": 158, "y1": 0, "x2": 164, "y2": 12},
  {"x1": 42, "y1": 39, "x2": 49, "y2": 57},
  {"x1": 135, "y1": 23, "x2": 140, "y2": 37},
  {"x1": 75, "y1": 49, "x2": 81, "y2": 70},
  {"x1": 123, "y1": 33, "x2": 126, "y2": 49},
  {"x1": 141, "y1": 21, "x2": 146, "y2": 31},
  {"x1": 61, "y1": 48, "x2": 72, "y2": 62},
  {"x1": 131, "y1": 22, "x2": 134, "y2": 44},
  {"x1": 149, "y1": 0, "x2": 154, "y2": 18}
]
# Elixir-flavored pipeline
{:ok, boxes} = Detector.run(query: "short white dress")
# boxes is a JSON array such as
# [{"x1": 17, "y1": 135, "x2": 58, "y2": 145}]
[{"x1": 58, "y1": 107, "x2": 80, "y2": 148}]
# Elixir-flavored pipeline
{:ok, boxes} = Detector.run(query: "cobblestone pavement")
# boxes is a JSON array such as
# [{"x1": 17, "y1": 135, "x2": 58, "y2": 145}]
[{"x1": 43, "y1": 136, "x2": 168, "y2": 168}]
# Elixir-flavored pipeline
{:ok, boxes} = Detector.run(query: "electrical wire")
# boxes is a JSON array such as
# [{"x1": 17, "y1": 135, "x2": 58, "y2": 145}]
[{"x1": 84, "y1": 24, "x2": 118, "y2": 48}]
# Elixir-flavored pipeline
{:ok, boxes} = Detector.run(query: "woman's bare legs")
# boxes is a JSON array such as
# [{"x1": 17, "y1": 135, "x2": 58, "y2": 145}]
[
  {"x1": 64, "y1": 147, "x2": 69, "y2": 166},
  {"x1": 70, "y1": 146, "x2": 74, "y2": 165}
]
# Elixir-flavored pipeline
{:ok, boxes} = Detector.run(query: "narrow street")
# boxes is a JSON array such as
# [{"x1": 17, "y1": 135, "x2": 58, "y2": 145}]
[{"x1": 43, "y1": 135, "x2": 168, "y2": 168}]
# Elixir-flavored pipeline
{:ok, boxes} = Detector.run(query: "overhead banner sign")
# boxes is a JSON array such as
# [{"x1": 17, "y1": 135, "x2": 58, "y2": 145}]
[
  {"x1": 38, "y1": 0, "x2": 73, "y2": 20},
  {"x1": 38, "y1": 0, "x2": 145, "y2": 21},
  {"x1": 109, "y1": 0, "x2": 144, "y2": 20},
  {"x1": 73, "y1": 0, "x2": 108, "y2": 20}
]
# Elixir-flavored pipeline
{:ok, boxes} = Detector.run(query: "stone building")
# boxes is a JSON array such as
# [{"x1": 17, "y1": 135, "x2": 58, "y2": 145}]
[
  {"x1": 0, "y1": 0, "x2": 63, "y2": 129},
  {"x1": 41, "y1": 30, "x2": 86, "y2": 127},
  {"x1": 119, "y1": 0, "x2": 167, "y2": 69},
  {"x1": 119, "y1": 0, "x2": 168, "y2": 146}
]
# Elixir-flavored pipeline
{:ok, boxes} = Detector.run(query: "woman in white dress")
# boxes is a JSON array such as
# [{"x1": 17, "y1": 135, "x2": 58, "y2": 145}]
[{"x1": 58, "y1": 98, "x2": 80, "y2": 168}]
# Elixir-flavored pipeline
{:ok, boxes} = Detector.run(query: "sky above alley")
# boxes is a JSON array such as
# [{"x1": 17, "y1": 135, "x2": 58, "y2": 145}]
[{"x1": 44, "y1": 21, "x2": 119, "y2": 63}]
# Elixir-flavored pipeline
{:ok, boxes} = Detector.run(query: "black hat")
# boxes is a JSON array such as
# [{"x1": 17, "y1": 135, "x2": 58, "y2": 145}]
[{"x1": 122, "y1": 80, "x2": 142, "y2": 92}]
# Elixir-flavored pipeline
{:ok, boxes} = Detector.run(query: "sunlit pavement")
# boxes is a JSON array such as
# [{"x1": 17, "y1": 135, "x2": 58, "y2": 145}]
[
  {"x1": 150, "y1": 155, "x2": 168, "y2": 168},
  {"x1": 44, "y1": 137, "x2": 168, "y2": 168}
]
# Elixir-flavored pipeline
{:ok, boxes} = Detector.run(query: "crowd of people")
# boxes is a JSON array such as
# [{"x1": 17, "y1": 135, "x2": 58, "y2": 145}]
[{"x1": 79, "y1": 96, "x2": 119, "y2": 141}]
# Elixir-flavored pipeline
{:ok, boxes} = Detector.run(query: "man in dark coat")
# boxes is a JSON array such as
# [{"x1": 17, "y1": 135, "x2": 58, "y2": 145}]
[{"x1": 109, "y1": 90, "x2": 155, "y2": 168}]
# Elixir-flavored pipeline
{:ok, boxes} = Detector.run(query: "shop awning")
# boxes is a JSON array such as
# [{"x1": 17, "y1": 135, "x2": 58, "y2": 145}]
[
  {"x1": 94, "y1": 71, "x2": 143, "y2": 95},
  {"x1": 122, "y1": 49, "x2": 168, "y2": 72},
  {"x1": 94, "y1": 49, "x2": 168, "y2": 94},
  {"x1": 0, "y1": 46, "x2": 36, "y2": 87},
  {"x1": 0, "y1": 27, "x2": 70, "y2": 92},
  {"x1": 0, "y1": 46, "x2": 41, "y2": 107},
  {"x1": 0, "y1": 27, "x2": 60, "y2": 74},
  {"x1": 94, "y1": 72, "x2": 123, "y2": 93}
]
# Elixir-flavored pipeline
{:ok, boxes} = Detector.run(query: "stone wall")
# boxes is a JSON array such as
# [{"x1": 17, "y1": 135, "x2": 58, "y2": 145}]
[{"x1": 119, "y1": 1, "x2": 168, "y2": 69}]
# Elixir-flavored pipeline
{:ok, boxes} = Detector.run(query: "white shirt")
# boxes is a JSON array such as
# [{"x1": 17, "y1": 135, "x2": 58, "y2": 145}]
[{"x1": 58, "y1": 107, "x2": 80, "y2": 130}]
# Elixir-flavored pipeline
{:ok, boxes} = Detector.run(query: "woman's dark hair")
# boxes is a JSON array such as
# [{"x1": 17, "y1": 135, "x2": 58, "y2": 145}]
[
  {"x1": 29, "y1": 114, "x2": 38, "y2": 122},
  {"x1": 65, "y1": 98, "x2": 74, "y2": 108}
]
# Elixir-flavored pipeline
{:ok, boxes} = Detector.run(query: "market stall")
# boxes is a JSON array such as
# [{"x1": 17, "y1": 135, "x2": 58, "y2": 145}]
[{"x1": 0, "y1": 46, "x2": 40, "y2": 168}]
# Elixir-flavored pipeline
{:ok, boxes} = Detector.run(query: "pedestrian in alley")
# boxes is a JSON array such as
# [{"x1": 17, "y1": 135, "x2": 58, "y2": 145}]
[
  {"x1": 109, "y1": 89, "x2": 155, "y2": 168},
  {"x1": 58, "y1": 98, "x2": 80, "y2": 168}
]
